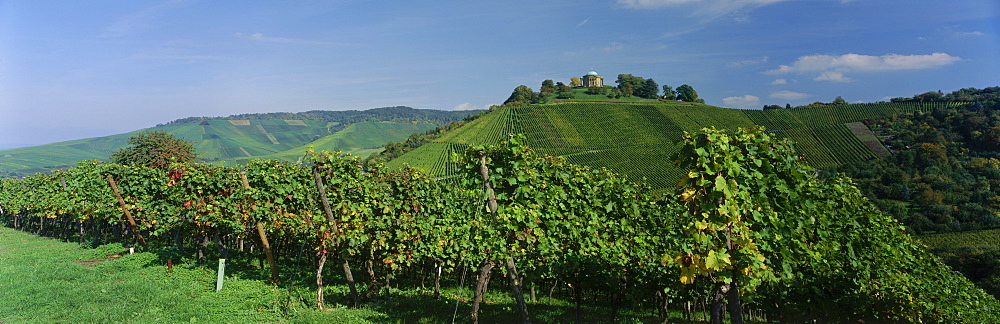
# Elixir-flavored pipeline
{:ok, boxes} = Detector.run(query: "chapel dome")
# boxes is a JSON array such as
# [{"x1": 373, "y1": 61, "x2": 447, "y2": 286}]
[{"x1": 586, "y1": 70, "x2": 600, "y2": 76}]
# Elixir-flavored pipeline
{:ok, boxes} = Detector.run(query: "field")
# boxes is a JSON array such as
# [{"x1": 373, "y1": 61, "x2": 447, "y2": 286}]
[{"x1": 387, "y1": 101, "x2": 954, "y2": 188}]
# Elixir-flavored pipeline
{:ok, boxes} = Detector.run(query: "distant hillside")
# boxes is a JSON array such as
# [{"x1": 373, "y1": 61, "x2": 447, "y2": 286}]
[
  {"x1": 385, "y1": 101, "x2": 954, "y2": 188},
  {"x1": 0, "y1": 107, "x2": 479, "y2": 177}
]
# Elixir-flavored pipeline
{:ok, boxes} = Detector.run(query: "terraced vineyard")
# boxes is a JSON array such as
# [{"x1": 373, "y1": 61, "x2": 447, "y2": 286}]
[{"x1": 386, "y1": 101, "x2": 956, "y2": 188}]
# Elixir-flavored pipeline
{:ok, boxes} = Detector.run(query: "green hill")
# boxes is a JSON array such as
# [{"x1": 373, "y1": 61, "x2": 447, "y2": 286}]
[
  {"x1": 386, "y1": 101, "x2": 956, "y2": 187},
  {"x1": 0, "y1": 107, "x2": 478, "y2": 176}
]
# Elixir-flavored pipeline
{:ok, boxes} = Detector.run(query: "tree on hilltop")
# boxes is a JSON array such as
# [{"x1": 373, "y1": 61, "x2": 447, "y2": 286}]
[
  {"x1": 616, "y1": 74, "x2": 660, "y2": 99},
  {"x1": 555, "y1": 82, "x2": 574, "y2": 99},
  {"x1": 616, "y1": 74, "x2": 638, "y2": 97},
  {"x1": 676, "y1": 84, "x2": 700, "y2": 103},
  {"x1": 110, "y1": 131, "x2": 198, "y2": 169},
  {"x1": 540, "y1": 80, "x2": 556, "y2": 98},
  {"x1": 636, "y1": 78, "x2": 659, "y2": 99},
  {"x1": 503, "y1": 85, "x2": 538, "y2": 106},
  {"x1": 662, "y1": 85, "x2": 677, "y2": 100},
  {"x1": 569, "y1": 77, "x2": 582, "y2": 88}
]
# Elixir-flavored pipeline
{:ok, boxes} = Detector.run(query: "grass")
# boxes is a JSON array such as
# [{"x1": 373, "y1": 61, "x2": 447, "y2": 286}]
[
  {"x1": 0, "y1": 227, "x2": 692, "y2": 323},
  {"x1": 545, "y1": 87, "x2": 663, "y2": 103}
]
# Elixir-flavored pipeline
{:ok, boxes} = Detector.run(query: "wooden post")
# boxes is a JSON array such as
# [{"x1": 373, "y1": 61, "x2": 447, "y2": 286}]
[
  {"x1": 478, "y1": 152, "x2": 531, "y2": 324},
  {"x1": 106, "y1": 175, "x2": 147, "y2": 249},
  {"x1": 312, "y1": 164, "x2": 361, "y2": 308},
  {"x1": 239, "y1": 171, "x2": 281, "y2": 283}
]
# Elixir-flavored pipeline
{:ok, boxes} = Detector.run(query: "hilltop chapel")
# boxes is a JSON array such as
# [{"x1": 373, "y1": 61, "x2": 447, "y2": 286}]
[{"x1": 582, "y1": 69, "x2": 603, "y2": 87}]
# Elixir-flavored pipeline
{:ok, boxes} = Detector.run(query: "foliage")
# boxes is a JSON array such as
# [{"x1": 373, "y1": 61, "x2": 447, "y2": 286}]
[
  {"x1": 661, "y1": 85, "x2": 676, "y2": 100},
  {"x1": 615, "y1": 74, "x2": 659, "y2": 99},
  {"x1": 669, "y1": 127, "x2": 1000, "y2": 322},
  {"x1": 919, "y1": 229, "x2": 1000, "y2": 299},
  {"x1": 569, "y1": 77, "x2": 582, "y2": 88},
  {"x1": 540, "y1": 80, "x2": 556, "y2": 98},
  {"x1": 110, "y1": 131, "x2": 198, "y2": 170},
  {"x1": 832, "y1": 92, "x2": 1000, "y2": 234},
  {"x1": 503, "y1": 85, "x2": 539, "y2": 106},
  {"x1": 676, "y1": 84, "x2": 699, "y2": 103}
]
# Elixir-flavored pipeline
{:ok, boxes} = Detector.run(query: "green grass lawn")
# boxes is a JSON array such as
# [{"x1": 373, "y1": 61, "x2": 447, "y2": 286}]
[{"x1": 0, "y1": 227, "x2": 690, "y2": 323}]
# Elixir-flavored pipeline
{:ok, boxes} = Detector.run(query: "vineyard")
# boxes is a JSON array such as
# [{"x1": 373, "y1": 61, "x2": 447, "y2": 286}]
[
  {"x1": 919, "y1": 228, "x2": 1000, "y2": 251},
  {"x1": 387, "y1": 101, "x2": 952, "y2": 188},
  {"x1": 2, "y1": 128, "x2": 997, "y2": 322}
]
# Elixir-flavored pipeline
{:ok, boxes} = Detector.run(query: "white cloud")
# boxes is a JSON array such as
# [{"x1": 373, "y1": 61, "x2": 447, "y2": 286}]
[
  {"x1": 618, "y1": 0, "x2": 699, "y2": 8},
  {"x1": 723, "y1": 95, "x2": 760, "y2": 107},
  {"x1": 768, "y1": 53, "x2": 961, "y2": 74},
  {"x1": 727, "y1": 56, "x2": 768, "y2": 68},
  {"x1": 955, "y1": 31, "x2": 985, "y2": 37},
  {"x1": 603, "y1": 42, "x2": 625, "y2": 52},
  {"x1": 814, "y1": 71, "x2": 852, "y2": 83},
  {"x1": 618, "y1": 0, "x2": 789, "y2": 19},
  {"x1": 770, "y1": 90, "x2": 810, "y2": 100},
  {"x1": 767, "y1": 53, "x2": 960, "y2": 83},
  {"x1": 235, "y1": 32, "x2": 358, "y2": 46},
  {"x1": 577, "y1": 17, "x2": 591, "y2": 27},
  {"x1": 769, "y1": 79, "x2": 787, "y2": 85}
]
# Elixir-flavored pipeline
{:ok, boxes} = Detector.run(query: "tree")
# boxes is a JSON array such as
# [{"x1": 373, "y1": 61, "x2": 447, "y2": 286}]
[
  {"x1": 662, "y1": 85, "x2": 677, "y2": 100},
  {"x1": 555, "y1": 82, "x2": 574, "y2": 99},
  {"x1": 676, "y1": 84, "x2": 699, "y2": 102},
  {"x1": 556, "y1": 82, "x2": 572, "y2": 93},
  {"x1": 503, "y1": 85, "x2": 538, "y2": 106},
  {"x1": 110, "y1": 131, "x2": 198, "y2": 169},
  {"x1": 569, "y1": 77, "x2": 582, "y2": 88},
  {"x1": 616, "y1": 74, "x2": 641, "y2": 97},
  {"x1": 636, "y1": 78, "x2": 659, "y2": 99},
  {"x1": 763, "y1": 104, "x2": 783, "y2": 110},
  {"x1": 540, "y1": 80, "x2": 556, "y2": 98},
  {"x1": 833, "y1": 96, "x2": 847, "y2": 104},
  {"x1": 606, "y1": 87, "x2": 623, "y2": 99}
]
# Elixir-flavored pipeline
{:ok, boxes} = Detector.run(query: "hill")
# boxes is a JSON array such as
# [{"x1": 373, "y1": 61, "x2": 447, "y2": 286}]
[
  {"x1": 385, "y1": 100, "x2": 954, "y2": 188},
  {"x1": 0, "y1": 107, "x2": 478, "y2": 177}
]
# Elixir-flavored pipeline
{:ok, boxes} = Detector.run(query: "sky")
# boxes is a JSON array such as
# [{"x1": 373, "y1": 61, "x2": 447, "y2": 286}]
[{"x1": 1, "y1": 0, "x2": 998, "y2": 149}]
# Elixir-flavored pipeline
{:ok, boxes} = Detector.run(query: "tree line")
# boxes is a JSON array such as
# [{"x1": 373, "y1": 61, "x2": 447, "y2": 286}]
[{"x1": 503, "y1": 74, "x2": 703, "y2": 105}]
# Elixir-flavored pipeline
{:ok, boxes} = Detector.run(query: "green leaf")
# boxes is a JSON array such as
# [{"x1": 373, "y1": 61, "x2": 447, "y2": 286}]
[{"x1": 705, "y1": 249, "x2": 731, "y2": 270}]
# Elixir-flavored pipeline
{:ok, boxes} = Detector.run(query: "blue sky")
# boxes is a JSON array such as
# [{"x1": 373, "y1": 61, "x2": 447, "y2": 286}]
[{"x1": 1, "y1": 0, "x2": 997, "y2": 149}]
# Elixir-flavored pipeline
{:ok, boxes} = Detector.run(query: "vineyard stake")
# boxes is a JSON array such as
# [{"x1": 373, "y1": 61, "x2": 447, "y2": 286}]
[
  {"x1": 106, "y1": 175, "x2": 147, "y2": 249},
  {"x1": 312, "y1": 164, "x2": 361, "y2": 308},
  {"x1": 239, "y1": 171, "x2": 280, "y2": 284},
  {"x1": 216, "y1": 258, "x2": 226, "y2": 292},
  {"x1": 478, "y1": 152, "x2": 531, "y2": 324}
]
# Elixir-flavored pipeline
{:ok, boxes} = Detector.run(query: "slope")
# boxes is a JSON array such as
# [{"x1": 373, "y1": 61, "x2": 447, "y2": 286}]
[
  {"x1": 386, "y1": 101, "x2": 955, "y2": 188},
  {"x1": 0, "y1": 107, "x2": 477, "y2": 176}
]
